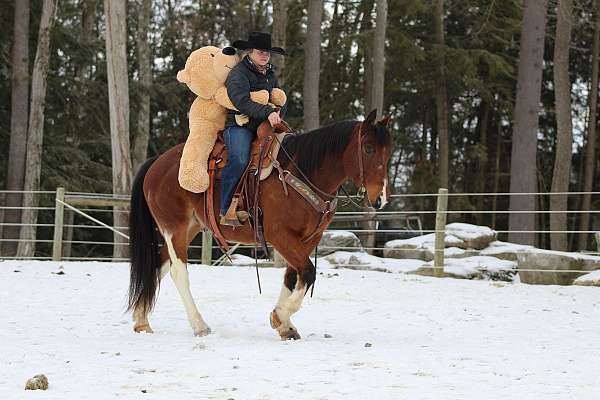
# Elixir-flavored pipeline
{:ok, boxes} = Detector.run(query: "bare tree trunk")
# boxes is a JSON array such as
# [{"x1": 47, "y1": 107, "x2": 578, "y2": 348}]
[
  {"x1": 434, "y1": 0, "x2": 449, "y2": 190},
  {"x1": 16, "y1": 0, "x2": 57, "y2": 258},
  {"x1": 550, "y1": 0, "x2": 573, "y2": 252},
  {"x1": 476, "y1": 102, "x2": 491, "y2": 225},
  {"x1": 131, "y1": 0, "x2": 152, "y2": 174},
  {"x1": 271, "y1": 0, "x2": 288, "y2": 85},
  {"x1": 3, "y1": 0, "x2": 30, "y2": 256},
  {"x1": 371, "y1": 0, "x2": 387, "y2": 118},
  {"x1": 508, "y1": 0, "x2": 548, "y2": 246},
  {"x1": 303, "y1": 0, "x2": 322, "y2": 131},
  {"x1": 60, "y1": 0, "x2": 97, "y2": 259},
  {"x1": 105, "y1": 0, "x2": 133, "y2": 260},
  {"x1": 360, "y1": 0, "x2": 374, "y2": 113},
  {"x1": 578, "y1": 0, "x2": 600, "y2": 250}
]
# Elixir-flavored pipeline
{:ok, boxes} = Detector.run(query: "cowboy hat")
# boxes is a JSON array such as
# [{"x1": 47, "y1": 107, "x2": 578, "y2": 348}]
[{"x1": 232, "y1": 32, "x2": 286, "y2": 55}]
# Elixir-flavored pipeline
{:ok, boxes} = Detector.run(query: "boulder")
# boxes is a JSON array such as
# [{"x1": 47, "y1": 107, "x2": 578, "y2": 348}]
[
  {"x1": 383, "y1": 233, "x2": 464, "y2": 261},
  {"x1": 573, "y1": 270, "x2": 600, "y2": 287},
  {"x1": 480, "y1": 241, "x2": 535, "y2": 261},
  {"x1": 517, "y1": 249, "x2": 600, "y2": 285},
  {"x1": 445, "y1": 223, "x2": 497, "y2": 250},
  {"x1": 317, "y1": 231, "x2": 362, "y2": 256},
  {"x1": 25, "y1": 374, "x2": 48, "y2": 390},
  {"x1": 411, "y1": 256, "x2": 517, "y2": 281}
]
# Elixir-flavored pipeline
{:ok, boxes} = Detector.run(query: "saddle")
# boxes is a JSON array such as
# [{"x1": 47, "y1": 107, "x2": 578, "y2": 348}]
[
  {"x1": 205, "y1": 121, "x2": 293, "y2": 253},
  {"x1": 210, "y1": 122, "x2": 291, "y2": 181}
]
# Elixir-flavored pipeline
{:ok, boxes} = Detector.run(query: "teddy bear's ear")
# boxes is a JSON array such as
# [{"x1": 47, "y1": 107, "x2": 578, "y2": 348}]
[{"x1": 177, "y1": 69, "x2": 190, "y2": 84}]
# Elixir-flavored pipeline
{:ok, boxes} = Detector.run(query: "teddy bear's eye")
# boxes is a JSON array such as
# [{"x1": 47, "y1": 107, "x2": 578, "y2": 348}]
[{"x1": 210, "y1": 53, "x2": 215, "y2": 57}]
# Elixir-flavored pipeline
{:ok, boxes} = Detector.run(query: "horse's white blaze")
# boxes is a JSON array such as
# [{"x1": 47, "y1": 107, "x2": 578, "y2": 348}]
[
  {"x1": 379, "y1": 178, "x2": 388, "y2": 209},
  {"x1": 163, "y1": 232, "x2": 209, "y2": 334}
]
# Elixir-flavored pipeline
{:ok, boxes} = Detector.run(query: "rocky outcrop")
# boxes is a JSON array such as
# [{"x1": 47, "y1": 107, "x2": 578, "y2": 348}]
[
  {"x1": 445, "y1": 223, "x2": 497, "y2": 250},
  {"x1": 317, "y1": 231, "x2": 362, "y2": 256},
  {"x1": 517, "y1": 250, "x2": 600, "y2": 285}
]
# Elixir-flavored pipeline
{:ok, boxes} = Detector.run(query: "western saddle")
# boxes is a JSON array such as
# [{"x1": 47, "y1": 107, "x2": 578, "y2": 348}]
[{"x1": 206, "y1": 121, "x2": 292, "y2": 252}]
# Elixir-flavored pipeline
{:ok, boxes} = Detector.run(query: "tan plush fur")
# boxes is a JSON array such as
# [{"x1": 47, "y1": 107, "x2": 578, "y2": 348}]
[{"x1": 177, "y1": 47, "x2": 287, "y2": 193}]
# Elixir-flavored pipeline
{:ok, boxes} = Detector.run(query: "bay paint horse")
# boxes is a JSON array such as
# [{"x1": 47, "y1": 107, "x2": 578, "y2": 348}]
[{"x1": 127, "y1": 109, "x2": 392, "y2": 340}]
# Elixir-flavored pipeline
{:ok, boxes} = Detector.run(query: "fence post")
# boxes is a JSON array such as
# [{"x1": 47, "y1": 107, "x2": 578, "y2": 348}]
[
  {"x1": 434, "y1": 188, "x2": 448, "y2": 277},
  {"x1": 273, "y1": 250, "x2": 286, "y2": 268},
  {"x1": 596, "y1": 232, "x2": 600, "y2": 254},
  {"x1": 52, "y1": 187, "x2": 66, "y2": 261},
  {"x1": 201, "y1": 231, "x2": 213, "y2": 265}
]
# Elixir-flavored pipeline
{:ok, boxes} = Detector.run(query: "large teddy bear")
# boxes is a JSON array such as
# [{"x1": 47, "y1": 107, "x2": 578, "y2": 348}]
[{"x1": 176, "y1": 46, "x2": 287, "y2": 193}]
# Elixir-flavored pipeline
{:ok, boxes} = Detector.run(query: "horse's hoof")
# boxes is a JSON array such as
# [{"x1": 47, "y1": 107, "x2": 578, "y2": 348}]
[
  {"x1": 280, "y1": 327, "x2": 301, "y2": 341},
  {"x1": 194, "y1": 326, "x2": 211, "y2": 337},
  {"x1": 134, "y1": 324, "x2": 154, "y2": 334}
]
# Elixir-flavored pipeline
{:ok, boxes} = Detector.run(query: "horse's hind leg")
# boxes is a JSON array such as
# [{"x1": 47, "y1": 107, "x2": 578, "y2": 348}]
[
  {"x1": 270, "y1": 258, "x2": 316, "y2": 341},
  {"x1": 163, "y1": 229, "x2": 211, "y2": 336},
  {"x1": 133, "y1": 257, "x2": 170, "y2": 333}
]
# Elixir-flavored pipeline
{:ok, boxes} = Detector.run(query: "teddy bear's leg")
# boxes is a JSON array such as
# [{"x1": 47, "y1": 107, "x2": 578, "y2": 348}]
[{"x1": 178, "y1": 121, "x2": 220, "y2": 193}]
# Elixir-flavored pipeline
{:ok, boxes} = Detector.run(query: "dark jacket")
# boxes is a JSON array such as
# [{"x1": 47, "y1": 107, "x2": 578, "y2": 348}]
[{"x1": 225, "y1": 56, "x2": 286, "y2": 132}]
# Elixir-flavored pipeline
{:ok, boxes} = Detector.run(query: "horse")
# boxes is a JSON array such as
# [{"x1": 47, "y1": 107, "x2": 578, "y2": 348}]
[{"x1": 127, "y1": 109, "x2": 392, "y2": 340}]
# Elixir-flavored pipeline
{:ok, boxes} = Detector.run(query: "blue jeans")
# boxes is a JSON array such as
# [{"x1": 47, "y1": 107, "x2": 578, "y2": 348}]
[{"x1": 220, "y1": 126, "x2": 255, "y2": 214}]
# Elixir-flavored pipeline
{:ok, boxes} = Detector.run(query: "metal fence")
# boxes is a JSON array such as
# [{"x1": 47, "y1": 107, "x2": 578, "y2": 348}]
[{"x1": 1, "y1": 188, "x2": 599, "y2": 277}]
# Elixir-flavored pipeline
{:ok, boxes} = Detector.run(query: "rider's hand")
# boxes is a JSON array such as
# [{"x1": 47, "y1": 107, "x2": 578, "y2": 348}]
[{"x1": 268, "y1": 110, "x2": 281, "y2": 126}]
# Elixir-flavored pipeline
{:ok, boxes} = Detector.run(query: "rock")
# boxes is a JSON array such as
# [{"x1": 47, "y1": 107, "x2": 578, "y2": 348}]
[
  {"x1": 480, "y1": 241, "x2": 535, "y2": 261},
  {"x1": 324, "y1": 333, "x2": 333, "y2": 338},
  {"x1": 383, "y1": 233, "x2": 464, "y2": 261},
  {"x1": 317, "y1": 231, "x2": 362, "y2": 256},
  {"x1": 517, "y1": 250, "x2": 600, "y2": 285},
  {"x1": 323, "y1": 252, "x2": 389, "y2": 272},
  {"x1": 25, "y1": 374, "x2": 48, "y2": 390},
  {"x1": 574, "y1": 270, "x2": 600, "y2": 286},
  {"x1": 364, "y1": 343, "x2": 373, "y2": 347},
  {"x1": 410, "y1": 256, "x2": 517, "y2": 282},
  {"x1": 445, "y1": 223, "x2": 497, "y2": 250},
  {"x1": 222, "y1": 254, "x2": 273, "y2": 268}
]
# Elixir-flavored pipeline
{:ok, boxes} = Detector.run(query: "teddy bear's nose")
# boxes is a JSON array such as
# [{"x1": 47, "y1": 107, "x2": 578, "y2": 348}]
[{"x1": 222, "y1": 47, "x2": 236, "y2": 56}]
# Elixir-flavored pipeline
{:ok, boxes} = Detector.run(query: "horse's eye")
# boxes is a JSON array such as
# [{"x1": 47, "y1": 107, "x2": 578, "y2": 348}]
[{"x1": 364, "y1": 144, "x2": 375, "y2": 155}]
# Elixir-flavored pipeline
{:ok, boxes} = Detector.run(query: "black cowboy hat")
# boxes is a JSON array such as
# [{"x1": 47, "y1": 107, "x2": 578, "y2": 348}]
[{"x1": 232, "y1": 32, "x2": 286, "y2": 55}]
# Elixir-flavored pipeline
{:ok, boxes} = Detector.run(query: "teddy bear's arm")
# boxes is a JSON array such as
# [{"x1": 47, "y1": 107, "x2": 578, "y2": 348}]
[{"x1": 215, "y1": 86, "x2": 238, "y2": 111}]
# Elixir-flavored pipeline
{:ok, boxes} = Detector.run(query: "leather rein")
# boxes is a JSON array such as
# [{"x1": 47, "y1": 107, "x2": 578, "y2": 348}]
[{"x1": 273, "y1": 120, "x2": 374, "y2": 242}]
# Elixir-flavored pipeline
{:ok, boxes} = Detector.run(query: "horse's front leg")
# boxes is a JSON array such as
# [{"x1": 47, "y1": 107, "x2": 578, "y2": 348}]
[{"x1": 270, "y1": 258, "x2": 316, "y2": 340}]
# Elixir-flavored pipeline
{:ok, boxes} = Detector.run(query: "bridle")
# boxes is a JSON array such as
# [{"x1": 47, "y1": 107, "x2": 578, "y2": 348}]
[{"x1": 275, "y1": 120, "x2": 377, "y2": 210}]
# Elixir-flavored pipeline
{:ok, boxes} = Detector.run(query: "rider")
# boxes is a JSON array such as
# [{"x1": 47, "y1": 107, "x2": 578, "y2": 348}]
[{"x1": 220, "y1": 31, "x2": 286, "y2": 226}]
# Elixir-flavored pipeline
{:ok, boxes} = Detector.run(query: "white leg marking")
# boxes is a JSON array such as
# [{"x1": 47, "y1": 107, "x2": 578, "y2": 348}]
[
  {"x1": 163, "y1": 232, "x2": 210, "y2": 336},
  {"x1": 274, "y1": 278, "x2": 305, "y2": 326}
]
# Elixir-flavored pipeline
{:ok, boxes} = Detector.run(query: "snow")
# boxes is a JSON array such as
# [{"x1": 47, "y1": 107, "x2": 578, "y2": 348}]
[
  {"x1": 385, "y1": 233, "x2": 463, "y2": 249},
  {"x1": 574, "y1": 270, "x2": 600, "y2": 286},
  {"x1": 445, "y1": 222, "x2": 495, "y2": 241},
  {"x1": 323, "y1": 230, "x2": 358, "y2": 239},
  {"x1": 425, "y1": 256, "x2": 517, "y2": 279},
  {"x1": 480, "y1": 240, "x2": 535, "y2": 256},
  {"x1": 320, "y1": 251, "x2": 424, "y2": 273},
  {"x1": 1, "y1": 261, "x2": 600, "y2": 399}
]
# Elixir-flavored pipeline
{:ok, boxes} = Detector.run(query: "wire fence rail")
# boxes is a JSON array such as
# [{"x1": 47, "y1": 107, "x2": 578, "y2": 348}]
[{"x1": 1, "y1": 188, "x2": 599, "y2": 281}]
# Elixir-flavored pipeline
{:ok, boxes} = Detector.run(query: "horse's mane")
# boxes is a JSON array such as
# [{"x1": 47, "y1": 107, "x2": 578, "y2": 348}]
[{"x1": 280, "y1": 119, "x2": 391, "y2": 176}]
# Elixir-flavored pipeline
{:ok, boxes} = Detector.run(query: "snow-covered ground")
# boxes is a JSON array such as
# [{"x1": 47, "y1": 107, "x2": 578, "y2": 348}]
[{"x1": 1, "y1": 260, "x2": 600, "y2": 399}]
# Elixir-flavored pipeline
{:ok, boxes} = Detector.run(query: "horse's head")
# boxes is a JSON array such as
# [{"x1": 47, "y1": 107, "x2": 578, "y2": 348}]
[{"x1": 344, "y1": 109, "x2": 393, "y2": 209}]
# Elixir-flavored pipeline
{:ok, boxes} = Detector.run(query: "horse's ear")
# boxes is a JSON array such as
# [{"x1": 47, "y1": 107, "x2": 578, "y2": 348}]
[
  {"x1": 364, "y1": 109, "x2": 377, "y2": 126},
  {"x1": 377, "y1": 116, "x2": 390, "y2": 127}
]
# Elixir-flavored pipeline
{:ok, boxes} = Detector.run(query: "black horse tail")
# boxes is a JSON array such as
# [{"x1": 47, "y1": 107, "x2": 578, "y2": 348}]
[{"x1": 127, "y1": 156, "x2": 161, "y2": 314}]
